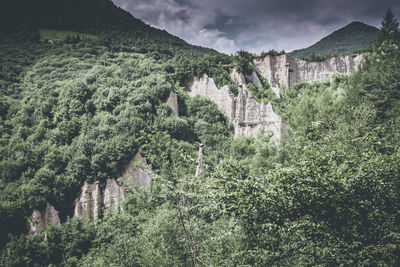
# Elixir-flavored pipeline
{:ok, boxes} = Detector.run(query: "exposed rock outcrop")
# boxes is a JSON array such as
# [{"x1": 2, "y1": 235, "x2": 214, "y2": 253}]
[
  {"x1": 245, "y1": 71, "x2": 262, "y2": 87},
  {"x1": 187, "y1": 53, "x2": 362, "y2": 140},
  {"x1": 29, "y1": 203, "x2": 61, "y2": 235},
  {"x1": 166, "y1": 91, "x2": 179, "y2": 117},
  {"x1": 74, "y1": 181, "x2": 102, "y2": 220},
  {"x1": 253, "y1": 53, "x2": 363, "y2": 90},
  {"x1": 195, "y1": 144, "x2": 204, "y2": 177},
  {"x1": 231, "y1": 70, "x2": 287, "y2": 140},
  {"x1": 187, "y1": 72, "x2": 286, "y2": 140},
  {"x1": 122, "y1": 152, "x2": 151, "y2": 189},
  {"x1": 74, "y1": 152, "x2": 151, "y2": 220},
  {"x1": 104, "y1": 178, "x2": 125, "y2": 209},
  {"x1": 188, "y1": 74, "x2": 234, "y2": 120}
]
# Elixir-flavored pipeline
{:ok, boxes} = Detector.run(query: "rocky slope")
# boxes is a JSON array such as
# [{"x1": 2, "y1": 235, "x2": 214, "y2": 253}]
[
  {"x1": 28, "y1": 203, "x2": 61, "y2": 235},
  {"x1": 29, "y1": 152, "x2": 151, "y2": 234},
  {"x1": 74, "y1": 152, "x2": 151, "y2": 220},
  {"x1": 187, "y1": 53, "x2": 363, "y2": 141},
  {"x1": 187, "y1": 70, "x2": 287, "y2": 140},
  {"x1": 253, "y1": 53, "x2": 363, "y2": 92}
]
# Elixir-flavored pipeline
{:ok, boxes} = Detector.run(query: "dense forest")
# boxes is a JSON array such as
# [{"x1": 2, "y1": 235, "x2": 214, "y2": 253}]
[{"x1": 1, "y1": 0, "x2": 400, "y2": 266}]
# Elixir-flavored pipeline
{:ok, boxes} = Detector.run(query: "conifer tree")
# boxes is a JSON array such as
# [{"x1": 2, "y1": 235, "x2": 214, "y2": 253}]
[{"x1": 378, "y1": 7, "x2": 400, "y2": 42}]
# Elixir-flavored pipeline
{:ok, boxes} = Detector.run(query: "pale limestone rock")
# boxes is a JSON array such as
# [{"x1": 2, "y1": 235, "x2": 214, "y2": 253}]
[
  {"x1": 292, "y1": 54, "x2": 363, "y2": 84},
  {"x1": 122, "y1": 152, "x2": 151, "y2": 189},
  {"x1": 271, "y1": 86, "x2": 280, "y2": 98},
  {"x1": 253, "y1": 54, "x2": 291, "y2": 88},
  {"x1": 104, "y1": 178, "x2": 125, "y2": 209},
  {"x1": 195, "y1": 144, "x2": 204, "y2": 177},
  {"x1": 186, "y1": 54, "x2": 362, "y2": 141},
  {"x1": 245, "y1": 71, "x2": 262, "y2": 88},
  {"x1": 74, "y1": 153, "x2": 152, "y2": 221},
  {"x1": 234, "y1": 101, "x2": 286, "y2": 140},
  {"x1": 29, "y1": 203, "x2": 61, "y2": 235},
  {"x1": 253, "y1": 53, "x2": 363, "y2": 88},
  {"x1": 166, "y1": 91, "x2": 179, "y2": 117},
  {"x1": 230, "y1": 70, "x2": 286, "y2": 140},
  {"x1": 74, "y1": 181, "x2": 102, "y2": 220},
  {"x1": 188, "y1": 74, "x2": 235, "y2": 120},
  {"x1": 187, "y1": 70, "x2": 286, "y2": 141},
  {"x1": 231, "y1": 69, "x2": 246, "y2": 86}
]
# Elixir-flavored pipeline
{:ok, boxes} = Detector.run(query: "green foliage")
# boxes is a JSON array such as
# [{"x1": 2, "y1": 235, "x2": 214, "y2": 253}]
[
  {"x1": 175, "y1": 53, "x2": 236, "y2": 94},
  {"x1": 204, "y1": 107, "x2": 400, "y2": 265},
  {"x1": 0, "y1": 218, "x2": 95, "y2": 266},
  {"x1": 348, "y1": 43, "x2": 400, "y2": 119},
  {"x1": 256, "y1": 49, "x2": 286, "y2": 58},
  {"x1": 234, "y1": 50, "x2": 255, "y2": 75},
  {"x1": 377, "y1": 7, "x2": 400, "y2": 42}
]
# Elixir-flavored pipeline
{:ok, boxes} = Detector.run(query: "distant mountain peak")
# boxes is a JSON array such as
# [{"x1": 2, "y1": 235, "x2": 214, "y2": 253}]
[{"x1": 290, "y1": 21, "x2": 378, "y2": 59}]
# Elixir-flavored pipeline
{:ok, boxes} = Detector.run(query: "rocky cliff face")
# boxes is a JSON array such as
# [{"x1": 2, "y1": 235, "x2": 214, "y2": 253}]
[
  {"x1": 122, "y1": 152, "x2": 151, "y2": 189},
  {"x1": 104, "y1": 178, "x2": 126, "y2": 209},
  {"x1": 188, "y1": 74, "x2": 234, "y2": 120},
  {"x1": 28, "y1": 203, "x2": 61, "y2": 235},
  {"x1": 74, "y1": 181, "x2": 103, "y2": 220},
  {"x1": 74, "y1": 152, "x2": 151, "y2": 220},
  {"x1": 187, "y1": 53, "x2": 362, "y2": 140},
  {"x1": 253, "y1": 53, "x2": 363, "y2": 90},
  {"x1": 231, "y1": 70, "x2": 287, "y2": 140},
  {"x1": 187, "y1": 71, "x2": 286, "y2": 140}
]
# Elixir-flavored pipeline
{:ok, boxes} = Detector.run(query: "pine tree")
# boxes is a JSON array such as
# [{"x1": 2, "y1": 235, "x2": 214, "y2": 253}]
[{"x1": 378, "y1": 7, "x2": 400, "y2": 42}]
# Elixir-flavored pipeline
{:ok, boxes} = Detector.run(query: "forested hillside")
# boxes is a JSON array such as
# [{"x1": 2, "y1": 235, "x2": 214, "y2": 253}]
[
  {"x1": 290, "y1": 21, "x2": 378, "y2": 61},
  {"x1": 1, "y1": 1, "x2": 400, "y2": 266}
]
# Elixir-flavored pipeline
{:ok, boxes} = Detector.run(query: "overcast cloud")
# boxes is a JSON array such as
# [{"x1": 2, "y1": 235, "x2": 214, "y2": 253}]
[{"x1": 112, "y1": 0, "x2": 400, "y2": 54}]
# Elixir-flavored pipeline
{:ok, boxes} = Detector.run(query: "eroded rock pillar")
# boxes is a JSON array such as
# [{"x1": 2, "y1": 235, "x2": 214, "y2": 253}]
[{"x1": 195, "y1": 144, "x2": 204, "y2": 177}]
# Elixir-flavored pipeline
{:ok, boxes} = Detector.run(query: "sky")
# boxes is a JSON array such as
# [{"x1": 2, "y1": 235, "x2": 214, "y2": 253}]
[{"x1": 112, "y1": 0, "x2": 400, "y2": 54}]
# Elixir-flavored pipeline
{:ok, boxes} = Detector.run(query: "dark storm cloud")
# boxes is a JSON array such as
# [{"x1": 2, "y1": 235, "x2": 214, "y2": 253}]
[{"x1": 112, "y1": 0, "x2": 400, "y2": 54}]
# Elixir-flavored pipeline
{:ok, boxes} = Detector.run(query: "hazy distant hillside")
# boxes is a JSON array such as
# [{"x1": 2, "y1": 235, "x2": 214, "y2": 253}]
[{"x1": 290, "y1": 21, "x2": 378, "y2": 59}]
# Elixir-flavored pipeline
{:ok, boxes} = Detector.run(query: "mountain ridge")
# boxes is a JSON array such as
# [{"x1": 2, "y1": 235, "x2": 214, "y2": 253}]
[
  {"x1": 0, "y1": 0, "x2": 216, "y2": 55},
  {"x1": 290, "y1": 21, "x2": 378, "y2": 59}
]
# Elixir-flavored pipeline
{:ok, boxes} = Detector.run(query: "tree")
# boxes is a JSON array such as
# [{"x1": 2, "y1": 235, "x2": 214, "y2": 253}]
[{"x1": 378, "y1": 7, "x2": 400, "y2": 42}]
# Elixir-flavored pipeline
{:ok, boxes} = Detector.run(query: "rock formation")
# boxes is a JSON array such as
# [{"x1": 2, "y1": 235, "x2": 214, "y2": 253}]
[
  {"x1": 104, "y1": 178, "x2": 125, "y2": 209},
  {"x1": 28, "y1": 203, "x2": 61, "y2": 235},
  {"x1": 188, "y1": 74, "x2": 234, "y2": 120},
  {"x1": 122, "y1": 152, "x2": 151, "y2": 189},
  {"x1": 253, "y1": 53, "x2": 363, "y2": 95},
  {"x1": 245, "y1": 71, "x2": 262, "y2": 87},
  {"x1": 74, "y1": 181, "x2": 102, "y2": 220},
  {"x1": 187, "y1": 71, "x2": 286, "y2": 140},
  {"x1": 195, "y1": 144, "x2": 204, "y2": 177},
  {"x1": 74, "y1": 152, "x2": 151, "y2": 220},
  {"x1": 166, "y1": 91, "x2": 179, "y2": 117},
  {"x1": 187, "y1": 53, "x2": 363, "y2": 140}
]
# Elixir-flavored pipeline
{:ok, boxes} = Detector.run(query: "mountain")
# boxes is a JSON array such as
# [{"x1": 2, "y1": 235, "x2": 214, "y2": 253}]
[
  {"x1": 0, "y1": 0, "x2": 215, "y2": 55},
  {"x1": 290, "y1": 21, "x2": 378, "y2": 59}
]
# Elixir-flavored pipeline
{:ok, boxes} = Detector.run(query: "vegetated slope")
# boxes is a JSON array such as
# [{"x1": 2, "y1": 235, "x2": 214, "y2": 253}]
[
  {"x1": 0, "y1": 0, "x2": 229, "y2": 252},
  {"x1": 290, "y1": 21, "x2": 378, "y2": 59},
  {"x1": 0, "y1": 0, "x2": 214, "y2": 54},
  {"x1": 1, "y1": 0, "x2": 400, "y2": 265}
]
